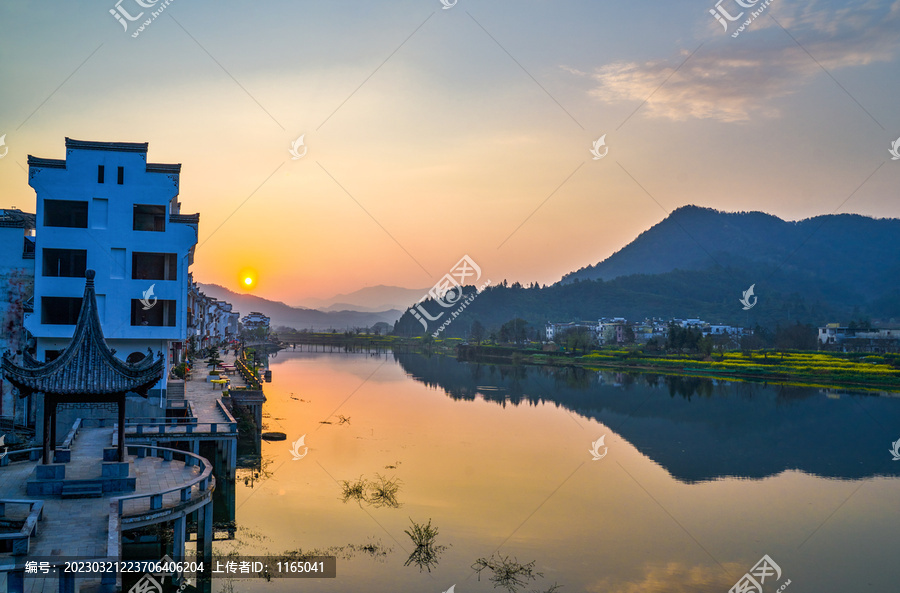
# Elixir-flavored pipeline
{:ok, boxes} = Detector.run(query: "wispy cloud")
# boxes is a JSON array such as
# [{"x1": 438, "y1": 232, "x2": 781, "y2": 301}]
[{"x1": 576, "y1": 0, "x2": 900, "y2": 122}]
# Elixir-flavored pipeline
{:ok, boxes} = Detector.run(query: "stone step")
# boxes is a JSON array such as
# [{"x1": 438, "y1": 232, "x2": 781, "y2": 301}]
[
  {"x1": 60, "y1": 483, "x2": 103, "y2": 499},
  {"x1": 167, "y1": 381, "x2": 185, "y2": 399}
]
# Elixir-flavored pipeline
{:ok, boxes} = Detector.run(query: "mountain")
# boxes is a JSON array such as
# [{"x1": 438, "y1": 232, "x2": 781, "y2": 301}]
[
  {"x1": 393, "y1": 206, "x2": 900, "y2": 337},
  {"x1": 298, "y1": 285, "x2": 429, "y2": 312},
  {"x1": 561, "y1": 205, "x2": 900, "y2": 299},
  {"x1": 197, "y1": 283, "x2": 403, "y2": 330}
]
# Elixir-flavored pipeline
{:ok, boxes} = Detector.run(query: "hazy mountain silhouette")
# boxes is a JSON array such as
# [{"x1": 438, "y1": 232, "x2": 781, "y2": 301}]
[
  {"x1": 393, "y1": 206, "x2": 900, "y2": 335},
  {"x1": 298, "y1": 285, "x2": 429, "y2": 312},
  {"x1": 197, "y1": 283, "x2": 403, "y2": 330}
]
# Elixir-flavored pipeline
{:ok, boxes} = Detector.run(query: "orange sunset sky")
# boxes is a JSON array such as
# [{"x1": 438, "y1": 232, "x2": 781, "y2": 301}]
[{"x1": 1, "y1": 1, "x2": 898, "y2": 305}]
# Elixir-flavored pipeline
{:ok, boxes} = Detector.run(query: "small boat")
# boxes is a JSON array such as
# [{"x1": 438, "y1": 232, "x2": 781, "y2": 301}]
[{"x1": 261, "y1": 432, "x2": 287, "y2": 441}]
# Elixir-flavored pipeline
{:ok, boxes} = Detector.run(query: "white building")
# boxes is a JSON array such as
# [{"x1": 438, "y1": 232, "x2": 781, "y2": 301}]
[
  {"x1": 0, "y1": 209, "x2": 36, "y2": 425},
  {"x1": 26, "y1": 138, "x2": 198, "y2": 403},
  {"x1": 241, "y1": 311, "x2": 270, "y2": 333}
]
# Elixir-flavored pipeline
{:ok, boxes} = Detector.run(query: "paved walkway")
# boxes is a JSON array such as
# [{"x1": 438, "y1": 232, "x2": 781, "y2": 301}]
[
  {"x1": 182, "y1": 352, "x2": 245, "y2": 426},
  {"x1": 0, "y1": 427, "x2": 203, "y2": 592}
]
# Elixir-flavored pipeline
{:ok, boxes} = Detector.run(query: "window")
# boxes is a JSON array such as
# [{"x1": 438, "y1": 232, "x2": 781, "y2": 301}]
[
  {"x1": 98, "y1": 165, "x2": 105, "y2": 183},
  {"x1": 133, "y1": 205, "x2": 166, "y2": 232},
  {"x1": 126, "y1": 351, "x2": 146, "y2": 364},
  {"x1": 41, "y1": 297, "x2": 82, "y2": 325},
  {"x1": 117, "y1": 166, "x2": 124, "y2": 185},
  {"x1": 132, "y1": 252, "x2": 177, "y2": 280},
  {"x1": 44, "y1": 350, "x2": 63, "y2": 363},
  {"x1": 44, "y1": 200, "x2": 88, "y2": 228},
  {"x1": 42, "y1": 248, "x2": 87, "y2": 277},
  {"x1": 131, "y1": 299, "x2": 176, "y2": 327}
]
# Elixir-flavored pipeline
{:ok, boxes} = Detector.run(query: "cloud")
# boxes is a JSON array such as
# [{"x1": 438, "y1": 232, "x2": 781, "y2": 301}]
[
  {"x1": 577, "y1": 0, "x2": 900, "y2": 122},
  {"x1": 587, "y1": 561, "x2": 746, "y2": 593}
]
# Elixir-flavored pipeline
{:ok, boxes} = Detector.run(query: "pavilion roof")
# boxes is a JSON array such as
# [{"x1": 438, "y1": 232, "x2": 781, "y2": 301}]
[{"x1": 2, "y1": 270, "x2": 164, "y2": 397}]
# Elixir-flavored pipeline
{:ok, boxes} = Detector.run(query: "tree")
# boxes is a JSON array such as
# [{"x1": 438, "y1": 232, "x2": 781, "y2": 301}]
[
  {"x1": 562, "y1": 327, "x2": 593, "y2": 354},
  {"x1": 499, "y1": 318, "x2": 528, "y2": 345},
  {"x1": 470, "y1": 320, "x2": 485, "y2": 345}
]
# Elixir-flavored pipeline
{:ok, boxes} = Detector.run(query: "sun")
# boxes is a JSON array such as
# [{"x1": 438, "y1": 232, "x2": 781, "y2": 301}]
[{"x1": 238, "y1": 268, "x2": 258, "y2": 291}]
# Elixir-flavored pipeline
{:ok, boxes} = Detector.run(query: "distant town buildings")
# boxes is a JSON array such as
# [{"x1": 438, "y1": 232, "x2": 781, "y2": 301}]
[
  {"x1": 818, "y1": 323, "x2": 900, "y2": 352},
  {"x1": 241, "y1": 311, "x2": 271, "y2": 334},
  {"x1": 188, "y1": 278, "x2": 239, "y2": 348},
  {"x1": 545, "y1": 317, "x2": 750, "y2": 346}
]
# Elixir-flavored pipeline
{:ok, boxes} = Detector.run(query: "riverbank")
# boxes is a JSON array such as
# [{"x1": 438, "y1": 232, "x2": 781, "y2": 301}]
[
  {"x1": 271, "y1": 332, "x2": 900, "y2": 391},
  {"x1": 458, "y1": 344, "x2": 900, "y2": 391}
]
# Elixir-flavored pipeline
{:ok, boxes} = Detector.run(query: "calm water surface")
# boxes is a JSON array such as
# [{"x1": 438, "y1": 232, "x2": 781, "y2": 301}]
[{"x1": 215, "y1": 351, "x2": 900, "y2": 592}]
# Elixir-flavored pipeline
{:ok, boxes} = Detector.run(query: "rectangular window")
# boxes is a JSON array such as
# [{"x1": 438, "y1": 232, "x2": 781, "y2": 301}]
[
  {"x1": 132, "y1": 252, "x2": 177, "y2": 280},
  {"x1": 41, "y1": 297, "x2": 82, "y2": 325},
  {"x1": 42, "y1": 248, "x2": 87, "y2": 277},
  {"x1": 133, "y1": 204, "x2": 166, "y2": 232},
  {"x1": 44, "y1": 350, "x2": 63, "y2": 363},
  {"x1": 98, "y1": 165, "x2": 105, "y2": 183},
  {"x1": 44, "y1": 200, "x2": 88, "y2": 228},
  {"x1": 131, "y1": 299, "x2": 177, "y2": 327},
  {"x1": 117, "y1": 166, "x2": 124, "y2": 185}
]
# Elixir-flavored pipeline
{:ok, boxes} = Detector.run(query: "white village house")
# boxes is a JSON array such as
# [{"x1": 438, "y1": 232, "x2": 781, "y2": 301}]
[{"x1": 26, "y1": 138, "x2": 199, "y2": 406}]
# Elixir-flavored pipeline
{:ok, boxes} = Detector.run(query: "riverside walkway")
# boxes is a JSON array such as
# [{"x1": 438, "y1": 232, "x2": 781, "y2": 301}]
[{"x1": 0, "y1": 426, "x2": 208, "y2": 593}]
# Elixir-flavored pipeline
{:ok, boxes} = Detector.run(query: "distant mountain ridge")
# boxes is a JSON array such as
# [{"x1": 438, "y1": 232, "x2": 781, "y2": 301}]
[
  {"x1": 561, "y1": 205, "x2": 900, "y2": 300},
  {"x1": 393, "y1": 205, "x2": 900, "y2": 336},
  {"x1": 298, "y1": 285, "x2": 429, "y2": 312},
  {"x1": 197, "y1": 283, "x2": 403, "y2": 330}
]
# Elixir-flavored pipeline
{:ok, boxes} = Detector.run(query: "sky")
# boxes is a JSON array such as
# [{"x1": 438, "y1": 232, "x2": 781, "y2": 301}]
[{"x1": 1, "y1": 0, "x2": 899, "y2": 305}]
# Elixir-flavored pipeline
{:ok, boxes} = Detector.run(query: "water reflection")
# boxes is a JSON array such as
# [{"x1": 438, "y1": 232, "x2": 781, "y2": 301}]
[{"x1": 394, "y1": 353, "x2": 900, "y2": 483}]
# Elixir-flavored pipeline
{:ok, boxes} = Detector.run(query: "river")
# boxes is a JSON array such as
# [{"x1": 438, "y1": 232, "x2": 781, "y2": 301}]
[{"x1": 216, "y1": 350, "x2": 900, "y2": 592}]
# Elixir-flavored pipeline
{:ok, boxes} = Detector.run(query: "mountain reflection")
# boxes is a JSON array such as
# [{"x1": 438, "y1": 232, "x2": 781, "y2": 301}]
[{"x1": 394, "y1": 353, "x2": 900, "y2": 483}]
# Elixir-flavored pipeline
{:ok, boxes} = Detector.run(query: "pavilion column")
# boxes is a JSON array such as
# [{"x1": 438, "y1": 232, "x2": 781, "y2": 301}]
[
  {"x1": 49, "y1": 397, "x2": 58, "y2": 454},
  {"x1": 42, "y1": 394, "x2": 52, "y2": 465},
  {"x1": 118, "y1": 394, "x2": 126, "y2": 462}
]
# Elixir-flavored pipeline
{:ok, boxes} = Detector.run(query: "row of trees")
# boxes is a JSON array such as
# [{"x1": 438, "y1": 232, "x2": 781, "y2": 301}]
[{"x1": 453, "y1": 318, "x2": 820, "y2": 355}]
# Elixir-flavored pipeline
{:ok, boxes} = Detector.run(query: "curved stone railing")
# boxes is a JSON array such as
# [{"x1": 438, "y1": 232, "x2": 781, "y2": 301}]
[{"x1": 112, "y1": 444, "x2": 215, "y2": 525}]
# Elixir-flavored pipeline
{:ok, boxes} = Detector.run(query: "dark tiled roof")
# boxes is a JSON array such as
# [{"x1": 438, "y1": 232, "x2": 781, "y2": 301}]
[
  {"x1": 146, "y1": 163, "x2": 181, "y2": 174},
  {"x1": 65, "y1": 138, "x2": 148, "y2": 153},
  {"x1": 26, "y1": 156, "x2": 66, "y2": 169},
  {"x1": 2, "y1": 270, "x2": 164, "y2": 398},
  {"x1": 0, "y1": 209, "x2": 36, "y2": 229}
]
